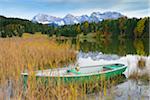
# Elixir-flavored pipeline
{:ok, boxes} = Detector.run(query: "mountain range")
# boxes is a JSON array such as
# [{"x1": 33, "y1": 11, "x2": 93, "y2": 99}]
[{"x1": 32, "y1": 11, "x2": 124, "y2": 26}]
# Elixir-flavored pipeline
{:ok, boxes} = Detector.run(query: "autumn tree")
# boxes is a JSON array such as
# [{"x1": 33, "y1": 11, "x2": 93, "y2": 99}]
[
  {"x1": 134, "y1": 18, "x2": 146, "y2": 38},
  {"x1": 82, "y1": 21, "x2": 89, "y2": 34}
]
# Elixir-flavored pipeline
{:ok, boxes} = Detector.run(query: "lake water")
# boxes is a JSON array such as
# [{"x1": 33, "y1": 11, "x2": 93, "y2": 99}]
[
  {"x1": 68, "y1": 38, "x2": 150, "y2": 100},
  {"x1": 57, "y1": 38, "x2": 149, "y2": 55},
  {"x1": 87, "y1": 79, "x2": 150, "y2": 100},
  {"x1": 77, "y1": 52, "x2": 150, "y2": 100}
]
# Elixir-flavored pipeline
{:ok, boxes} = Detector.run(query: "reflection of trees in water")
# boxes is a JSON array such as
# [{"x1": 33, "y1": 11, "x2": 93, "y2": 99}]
[
  {"x1": 118, "y1": 45, "x2": 126, "y2": 56},
  {"x1": 79, "y1": 38, "x2": 148, "y2": 55},
  {"x1": 79, "y1": 40, "x2": 103, "y2": 52},
  {"x1": 79, "y1": 38, "x2": 113, "y2": 53},
  {"x1": 79, "y1": 38, "x2": 127, "y2": 55},
  {"x1": 118, "y1": 38, "x2": 126, "y2": 56},
  {"x1": 100, "y1": 38, "x2": 112, "y2": 54},
  {"x1": 56, "y1": 38, "x2": 147, "y2": 55},
  {"x1": 133, "y1": 39, "x2": 145, "y2": 55},
  {"x1": 102, "y1": 38, "x2": 111, "y2": 47}
]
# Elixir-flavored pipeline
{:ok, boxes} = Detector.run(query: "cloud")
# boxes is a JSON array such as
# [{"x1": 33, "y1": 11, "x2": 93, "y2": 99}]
[{"x1": 0, "y1": 0, "x2": 149, "y2": 19}]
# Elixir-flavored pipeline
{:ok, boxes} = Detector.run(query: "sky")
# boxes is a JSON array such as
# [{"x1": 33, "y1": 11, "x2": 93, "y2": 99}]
[{"x1": 0, "y1": 0, "x2": 149, "y2": 20}]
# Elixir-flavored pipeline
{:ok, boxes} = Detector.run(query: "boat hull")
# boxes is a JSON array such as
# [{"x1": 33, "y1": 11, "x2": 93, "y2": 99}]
[{"x1": 22, "y1": 65, "x2": 127, "y2": 88}]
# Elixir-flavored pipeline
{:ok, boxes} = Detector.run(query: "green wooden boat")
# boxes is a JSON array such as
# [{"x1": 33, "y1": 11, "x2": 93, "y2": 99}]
[{"x1": 21, "y1": 63, "x2": 127, "y2": 87}]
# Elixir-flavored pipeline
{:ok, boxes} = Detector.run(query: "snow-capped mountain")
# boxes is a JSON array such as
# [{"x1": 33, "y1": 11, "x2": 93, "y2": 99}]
[
  {"x1": 63, "y1": 14, "x2": 79, "y2": 25},
  {"x1": 76, "y1": 15, "x2": 90, "y2": 23},
  {"x1": 32, "y1": 14, "x2": 61, "y2": 24},
  {"x1": 32, "y1": 12, "x2": 124, "y2": 26},
  {"x1": 99, "y1": 12, "x2": 123, "y2": 19},
  {"x1": 91, "y1": 12, "x2": 103, "y2": 22}
]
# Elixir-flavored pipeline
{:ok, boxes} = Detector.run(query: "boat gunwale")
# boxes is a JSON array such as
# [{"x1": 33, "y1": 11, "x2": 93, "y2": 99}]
[{"x1": 21, "y1": 63, "x2": 127, "y2": 78}]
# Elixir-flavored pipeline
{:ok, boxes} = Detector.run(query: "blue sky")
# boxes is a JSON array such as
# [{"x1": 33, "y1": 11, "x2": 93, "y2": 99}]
[{"x1": 0, "y1": 0, "x2": 149, "y2": 19}]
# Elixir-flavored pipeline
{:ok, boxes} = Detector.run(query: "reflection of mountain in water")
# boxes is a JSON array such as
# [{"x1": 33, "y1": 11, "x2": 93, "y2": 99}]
[
  {"x1": 77, "y1": 52, "x2": 150, "y2": 99},
  {"x1": 87, "y1": 79, "x2": 150, "y2": 100},
  {"x1": 77, "y1": 51, "x2": 120, "y2": 60},
  {"x1": 77, "y1": 52, "x2": 150, "y2": 77}
]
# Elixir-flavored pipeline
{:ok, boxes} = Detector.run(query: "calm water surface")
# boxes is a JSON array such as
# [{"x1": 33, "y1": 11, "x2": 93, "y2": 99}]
[
  {"x1": 86, "y1": 80, "x2": 150, "y2": 100},
  {"x1": 68, "y1": 38, "x2": 150, "y2": 100},
  {"x1": 77, "y1": 52, "x2": 150, "y2": 100},
  {"x1": 57, "y1": 38, "x2": 149, "y2": 55}
]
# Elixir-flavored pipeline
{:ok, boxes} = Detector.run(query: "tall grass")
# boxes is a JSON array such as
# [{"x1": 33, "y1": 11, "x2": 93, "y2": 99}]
[
  {"x1": 138, "y1": 57, "x2": 146, "y2": 69},
  {"x1": 0, "y1": 37, "x2": 77, "y2": 99},
  {"x1": 22, "y1": 74, "x2": 125, "y2": 100},
  {"x1": 128, "y1": 57, "x2": 149, "y2": 81},
  {"x1": 0, "y1": 37, "x2": 126, "y2": 99}
]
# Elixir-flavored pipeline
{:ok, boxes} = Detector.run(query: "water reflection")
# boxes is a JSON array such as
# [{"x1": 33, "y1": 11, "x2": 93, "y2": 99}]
[
  {"x1": 57, "y1": 38, "x2": 149, "y2": 100},
  {"x1": 87, "y1": 79, "x2": 150, "y2": 100},
  {"x1": 56, "y1": 38, "x2": 149, "y2": 55},
  {"x1": 134, "y1": 39, "x2": 146, "y2": 55},
  {"x1": 77, "y1": 51, "x2": 120, "y2": 61},
  {"x1": 77, "y1": 51, "x2": 150, "y2": 100}
]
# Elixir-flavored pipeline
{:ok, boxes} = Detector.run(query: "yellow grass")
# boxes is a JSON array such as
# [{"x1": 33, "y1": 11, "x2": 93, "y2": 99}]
[
  {"x1": 138, "y1": 58, "x2": 146, "y2": 69},
  {"x1": 0, "y1": 37, "x2": 79, "y2": 99},
  {"x1": 0, "y1": 37, "x2": 76, "y2": 84},
  {"x1": 22, "y1": 32, "x2": 48, "y2": 38},
  {"x1": 128, "y1": 71, "x2": 149, "y2": 81},
  {"x1": 0, "y1": 37, "x2": 126, "y2": 99}
]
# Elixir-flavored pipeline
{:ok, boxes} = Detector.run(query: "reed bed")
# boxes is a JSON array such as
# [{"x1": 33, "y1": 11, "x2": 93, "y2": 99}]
[
  {"x1": 0, "y1": 37, "x2": 130, "y2": 100},
  {"x1": 128, "y1": 57, "x2": 150, "y2": 81},
  {"x1": 0, "y1": 37, "x2": 77, "y2": 99},
  {"x1": 137, "y1": 57, "x2": 146, "y2": 69},
  {"x1": 22, "y1": 74, "x2": 125, "y2": 100}
]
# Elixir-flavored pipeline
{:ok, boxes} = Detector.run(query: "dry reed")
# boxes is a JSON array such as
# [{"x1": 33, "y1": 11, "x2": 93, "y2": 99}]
[
  {"x1": 0, "y1": 37, "x2": 77, "y2": 99},
  {"x1": 0, "y1": 37, "x2": 125, "y2": 99},
  {"x1": 137, "y1": 58, "x2": 146, "y2": 69}
]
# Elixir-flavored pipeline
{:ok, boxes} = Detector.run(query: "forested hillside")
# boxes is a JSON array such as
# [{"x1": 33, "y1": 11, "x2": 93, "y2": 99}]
[{"x1": 0, "y1": 15, "x2": 149, "y2": 38}]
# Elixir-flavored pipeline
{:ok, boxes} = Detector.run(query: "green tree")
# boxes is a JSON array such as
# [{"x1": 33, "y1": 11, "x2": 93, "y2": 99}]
[
  {"x1": 118, "y1": 17, "x2": 127, "y2": 37},
  {"x1": 76, "y1": 25, "x2": 81, "y2": 33},
  {"x1": 125, "y1": 18, "x2": 137, "y2": 38},
  {"x1": 4, "y1": 24, "x2": 25, "y2": 37},
  {"x1": 82, "y1": 21, "x2": 89, "y2": 34},
  {"x1": 134, "y1": 18, "x2": 146, "y2": 38}
]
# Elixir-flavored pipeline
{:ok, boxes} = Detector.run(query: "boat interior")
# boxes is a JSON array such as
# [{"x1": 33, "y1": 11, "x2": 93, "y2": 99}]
[{"x1": 36, "y1": 64, "x2": 125, "y2": 77}]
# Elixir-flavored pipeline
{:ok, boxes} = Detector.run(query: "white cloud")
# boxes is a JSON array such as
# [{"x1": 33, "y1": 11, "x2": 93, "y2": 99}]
[
  {"x1": 0, "y1": 0, "x2": 149, "y2": 19},
  {"x1": 71, "y1": 8, "x2": 111, "y2": 16}
]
